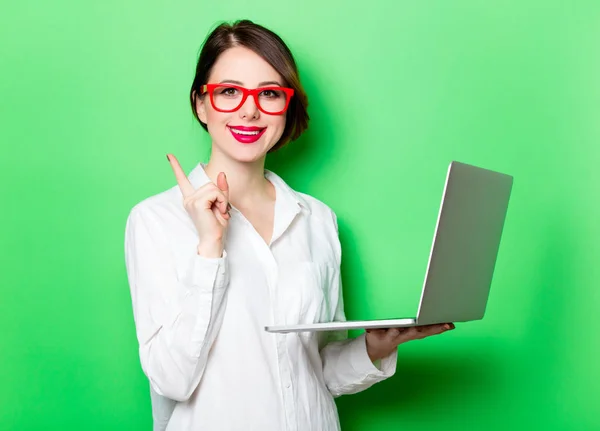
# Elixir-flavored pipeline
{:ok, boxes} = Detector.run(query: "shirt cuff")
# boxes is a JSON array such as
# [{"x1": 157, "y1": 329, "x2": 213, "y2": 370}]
[
  {"x1": 183, "y1": 250, "x2": 229, "y2": 290},
  {"x1": 349, "y1": 333, "x2": 397, "y2": 378}
]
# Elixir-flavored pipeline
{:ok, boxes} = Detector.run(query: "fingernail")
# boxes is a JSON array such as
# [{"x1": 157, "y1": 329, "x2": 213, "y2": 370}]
[
  {"x1": 444, "y1": 324, "x2": 450, "y2": 330},
  {"x1": 166, "y1": 154, "x2": 170, "y2": 161}
]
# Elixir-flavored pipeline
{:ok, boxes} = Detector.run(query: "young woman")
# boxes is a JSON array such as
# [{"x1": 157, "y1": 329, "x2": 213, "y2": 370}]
[{"x1": 124, "y1": 19, "x2": 454, "y2": 431}]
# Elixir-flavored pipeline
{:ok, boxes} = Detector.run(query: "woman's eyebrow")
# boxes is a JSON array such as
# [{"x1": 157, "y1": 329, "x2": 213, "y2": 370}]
[
  {"x1": 219, "y1": 79, "x2": 244, "y2": 85},
  {"x1": 258, "y1": 80, "x2": 282, "y2": 87},
  {"x1": 218, "y1": 79, "x2": 283, "y2": 87}
]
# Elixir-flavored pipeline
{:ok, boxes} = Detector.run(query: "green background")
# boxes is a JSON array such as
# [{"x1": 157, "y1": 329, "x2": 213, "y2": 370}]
[{"x1": 2, "y1": 1, "x2": 599, "y2": 430}]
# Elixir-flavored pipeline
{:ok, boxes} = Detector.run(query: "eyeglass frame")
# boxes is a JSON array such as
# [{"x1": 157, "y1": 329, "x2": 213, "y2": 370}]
[{"x1": 200, "y1": 83, "x2": 295, "y2": 115}]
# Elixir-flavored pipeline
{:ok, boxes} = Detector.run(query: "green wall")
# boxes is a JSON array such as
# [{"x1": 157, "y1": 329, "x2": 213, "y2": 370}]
[{"x1": 2, "y1": 1, "x2": 599, "y2": 430}]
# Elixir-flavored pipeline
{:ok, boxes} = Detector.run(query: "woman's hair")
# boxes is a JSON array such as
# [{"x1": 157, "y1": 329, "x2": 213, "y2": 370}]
[{"x1": 189, "y1": 20, "x2": 309, "y2": 151}]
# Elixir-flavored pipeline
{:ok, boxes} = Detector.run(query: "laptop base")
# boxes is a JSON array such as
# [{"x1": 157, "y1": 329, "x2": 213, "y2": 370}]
[{"x1": 265, "y1": 318, "x2": 417, "y2": 333}]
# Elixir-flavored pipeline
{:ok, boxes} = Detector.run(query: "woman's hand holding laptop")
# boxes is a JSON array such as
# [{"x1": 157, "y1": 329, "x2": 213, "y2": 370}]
[{"x1": 365, "y1": 323, "x2": 455, "y2": 362}]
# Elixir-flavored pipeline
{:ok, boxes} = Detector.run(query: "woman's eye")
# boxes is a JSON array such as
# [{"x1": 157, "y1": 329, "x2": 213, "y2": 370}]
[
  {"x1": 260, "y1": 89, "x2": 281, "y2": 98},
  {"x1": 220, "y1": 87, "x2": 238, "y2": 96}
]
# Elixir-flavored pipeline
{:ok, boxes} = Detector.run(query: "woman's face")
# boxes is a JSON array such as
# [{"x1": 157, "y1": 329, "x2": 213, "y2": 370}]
[{"x1": 196, "y1": 46, "x2": 288, "y2": 164}]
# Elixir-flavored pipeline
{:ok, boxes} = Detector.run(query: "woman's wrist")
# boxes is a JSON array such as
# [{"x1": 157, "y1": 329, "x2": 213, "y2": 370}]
[{"x1": 197, "y1": 241, "x2": 223, "y2": 258}]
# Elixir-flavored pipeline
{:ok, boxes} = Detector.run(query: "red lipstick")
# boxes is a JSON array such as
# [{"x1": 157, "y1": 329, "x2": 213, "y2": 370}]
[{"x1": 228, "y1": 125, "x2": 266, "y2": 144}]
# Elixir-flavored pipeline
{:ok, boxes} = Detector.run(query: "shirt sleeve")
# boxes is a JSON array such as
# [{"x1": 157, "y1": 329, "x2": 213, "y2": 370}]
[
  {"x1": 124, "y1": 206, "x2": 230, "y2": 402},
  {"x1": 318, "y1": 210, "x2": 398, "y2": 397}
]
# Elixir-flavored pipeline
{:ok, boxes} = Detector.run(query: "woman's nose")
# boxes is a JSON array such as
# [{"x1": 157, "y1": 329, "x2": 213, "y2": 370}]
[{"x1": 238, "y1": 95, "x2": 260, "y2": 120}]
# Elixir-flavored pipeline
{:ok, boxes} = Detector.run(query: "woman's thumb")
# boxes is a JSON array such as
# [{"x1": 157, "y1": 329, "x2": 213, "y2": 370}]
[{"x1": 217, "y1": 172, "x2": 229, "y2": 197}]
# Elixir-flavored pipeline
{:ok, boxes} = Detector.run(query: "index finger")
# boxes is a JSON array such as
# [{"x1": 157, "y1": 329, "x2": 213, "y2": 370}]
[{"x1": 167, "y1": 154, "x2": 195, "y2": 197}]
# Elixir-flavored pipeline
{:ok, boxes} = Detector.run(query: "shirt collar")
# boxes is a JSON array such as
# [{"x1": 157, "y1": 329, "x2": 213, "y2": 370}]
[
  {"x1": 265, "y1": 170, "x2": 311, "y2": 214},
  {"x1": 187, "y1": 163, "x2": 311, "y2": 215}
]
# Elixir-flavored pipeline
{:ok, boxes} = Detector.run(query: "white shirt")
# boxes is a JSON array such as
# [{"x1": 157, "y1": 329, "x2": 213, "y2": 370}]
[{"x1": 124, "y1": 163, "x2": 398, "y2": 431}]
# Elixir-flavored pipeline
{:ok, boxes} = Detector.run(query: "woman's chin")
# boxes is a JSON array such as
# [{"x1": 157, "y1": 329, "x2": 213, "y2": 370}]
[
  {"x1": 222, "y1": 143, "x2": 273, "y2": 163},
  {"x1": 225, "y1": 149, "x2": 268, "y2": 164}
]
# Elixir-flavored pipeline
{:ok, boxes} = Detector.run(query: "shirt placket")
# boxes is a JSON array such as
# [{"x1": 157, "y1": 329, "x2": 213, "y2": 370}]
[
  {"x1": 272, "y1": 270, "x2": 297, "y2": 431},
  {"x1": 233, "y1": 210, "x2": 298, "y2": 431}
]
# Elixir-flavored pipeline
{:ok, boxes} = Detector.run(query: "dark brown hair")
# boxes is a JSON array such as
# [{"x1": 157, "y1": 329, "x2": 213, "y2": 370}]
[{"x1": 189, "y1": 20, "x2": 309, "y2": 152}]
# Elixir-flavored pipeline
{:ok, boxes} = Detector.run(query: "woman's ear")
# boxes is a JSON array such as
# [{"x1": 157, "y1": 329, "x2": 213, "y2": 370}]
[{"x1": 194, "y1": 91, "x2": 208, "y2": 124}]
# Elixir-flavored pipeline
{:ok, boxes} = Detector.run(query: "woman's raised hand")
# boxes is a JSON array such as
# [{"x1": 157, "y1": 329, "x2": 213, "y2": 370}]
[{"x1": 167, "y1": 154, "x2": 230, "y2": 258}]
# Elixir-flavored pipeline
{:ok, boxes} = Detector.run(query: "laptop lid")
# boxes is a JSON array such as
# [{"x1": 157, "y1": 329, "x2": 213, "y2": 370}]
[{"x1": 415, "y1": 161, "x2": 513, "y2": 325}]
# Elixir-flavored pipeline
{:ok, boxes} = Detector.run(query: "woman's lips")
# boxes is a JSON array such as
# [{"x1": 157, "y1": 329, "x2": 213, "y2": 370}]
[{"x1": 228, "y1": 126, "x2": 266, "y2": 144}]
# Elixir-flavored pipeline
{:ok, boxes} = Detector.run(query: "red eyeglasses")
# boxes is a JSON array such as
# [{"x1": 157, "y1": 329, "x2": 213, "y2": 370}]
[{"x1": 200, "y1": 84, "x2": 294, "y2": 115}]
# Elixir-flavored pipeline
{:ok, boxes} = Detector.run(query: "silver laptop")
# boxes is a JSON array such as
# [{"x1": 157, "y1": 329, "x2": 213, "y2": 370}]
[{"x1": 265, "y1": 161, "x2": 513, "y2": 333}]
